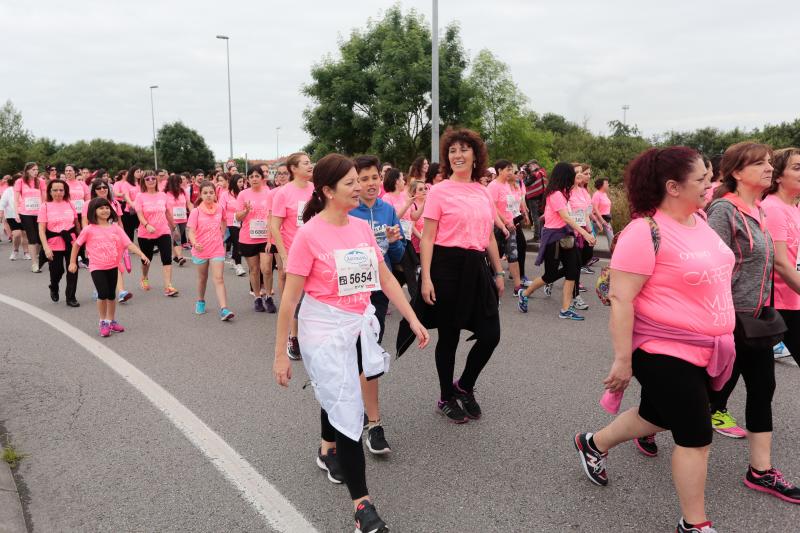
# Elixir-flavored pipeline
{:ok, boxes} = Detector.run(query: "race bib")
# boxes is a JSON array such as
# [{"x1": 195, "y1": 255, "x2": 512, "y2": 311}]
[
  {"x1": 334, "y1": 247, "x2": 381, "y2": 297},
  {"x1": 173, "y1": 206, "x2": 187, "y2": 220},
  {"x1": 572, "y1": 209, "x2": 587, "y2": 227},
  {"x1": 795, "y1": 245, "x2": 800, "y2": 272},
  {"x1": 296, "y1": 201, "x2": 307, "y2": 227},
  {"x1": 73, "y1": 199, "x2": 84, "y2": 212},
  {"x1": 249, "y1": 219, "x2": 268, "y2": 240},
  {"x1": 24, "y1": 196, "x2": 40, "y2": 212},
  {"x1": 400, "y1": 219, "x2": 413, "y2": 240},
  {"x1": 232, "y1": 218, "x2": 241, "y2": 228},
  {"x1": 506, "y1": 194, "x2": 521, "y2": 217}
]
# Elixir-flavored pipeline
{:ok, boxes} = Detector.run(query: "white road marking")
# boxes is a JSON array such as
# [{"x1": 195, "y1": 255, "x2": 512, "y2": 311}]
[{"x1": 0, "y1": 293, "x2": 318, "y2": 533}]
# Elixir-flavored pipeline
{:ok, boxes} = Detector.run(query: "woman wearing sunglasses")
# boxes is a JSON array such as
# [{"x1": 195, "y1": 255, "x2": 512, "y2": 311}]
[{"x1": 134, "y1": 172, "x2": 178, "y2": 296}]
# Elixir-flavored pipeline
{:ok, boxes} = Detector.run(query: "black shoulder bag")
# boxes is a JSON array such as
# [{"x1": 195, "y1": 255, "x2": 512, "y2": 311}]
[{"x1": 734, "y1": 249, "x2": 787, "y2": 351}]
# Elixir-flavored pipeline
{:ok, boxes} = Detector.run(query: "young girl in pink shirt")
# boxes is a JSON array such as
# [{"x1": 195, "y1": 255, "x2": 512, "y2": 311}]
[
  {"x1": 84, "y1": 179, "x2": 131, "y2": 303},
  {"x1": 70, "y1": 198, "x2": 149, "y2": 337},
  {"x1": 187, "y1": 182, "x2": 233, "y2": 321},
  {"x1": 273, "y1": 153, "x2": 428, "y2": 533}
]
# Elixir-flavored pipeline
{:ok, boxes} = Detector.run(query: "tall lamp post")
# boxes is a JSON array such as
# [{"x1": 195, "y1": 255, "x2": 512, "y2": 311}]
[
  {"x1": 431, "y1": 0, "x2": 440, "y2": 163},
  {"x1": 216, "y1": 35, "x2": 234, "y2": 159},
  {"x1": 149, "y1": 85, "x2": 159, "y2": 169},
  {"x1": 622, "y1": 104, "x2": 630, "y2": 125},
  {"x1": 276, "y1": 126, "x2": 281, "y2": 160}
]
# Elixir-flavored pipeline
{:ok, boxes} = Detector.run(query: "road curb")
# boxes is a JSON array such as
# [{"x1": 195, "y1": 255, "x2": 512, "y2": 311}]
[{"x1": 0, "y1": 457, "x2": 27, "y2": 533}]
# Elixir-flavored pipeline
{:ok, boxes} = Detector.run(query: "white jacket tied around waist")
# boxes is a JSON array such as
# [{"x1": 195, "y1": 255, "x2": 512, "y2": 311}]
[{"x1": 298, "y1": 295, "x2": 390, "y2": 441}]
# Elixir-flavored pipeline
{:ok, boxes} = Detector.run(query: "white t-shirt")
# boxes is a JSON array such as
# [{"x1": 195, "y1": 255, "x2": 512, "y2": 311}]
[{"x1": 0, "y1": 187, "x2": 16, "y2": 219}]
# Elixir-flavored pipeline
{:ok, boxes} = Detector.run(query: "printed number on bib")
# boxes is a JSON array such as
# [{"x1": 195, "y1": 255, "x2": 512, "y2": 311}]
[
  {"x1": 74, "y1": 199, "x2": 85, "y2": 212},
  {"x1": 400, "y1": 219, "x2": 413, "y2": 240},
  {"x1": 296, "y1": 201, "x2": 307, "y2": 227},
  {"x1": 572, "y1": 209, "x2": 587, "y2": 227},
  {"x1": 249, "y1": 219, "x2": 268, "y2": 240},
  {"x1": 24, "y1": 196, "x2": 40, "y2": 212},
  {"x1": 334, "y1": 247, "x2": 381, "y2": 297},
  {"x1": 506, "y1": 194, "x2": 521, "y2": 217},
  {"x1": 173, "y1": 206, "x2": 187, "y2": 220}
]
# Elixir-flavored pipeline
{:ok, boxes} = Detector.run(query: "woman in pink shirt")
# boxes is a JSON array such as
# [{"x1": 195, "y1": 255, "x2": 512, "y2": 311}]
[
  {"x1": 573, "y1": 147, "x2": 735, "y2": 532},
  {"x1": 415, "y1": 128, "x2": 504, "y2": 423},
  {"x1": 235, "y1": 167, "x2": 273, "y2": 313},
  {"x1": 14, "y1": 162, "x2": 44, "y2": 271},
  {"x1": 273, "y1": 153, "x2": 428, "y2": 533},
  {"x1": 134, "y1": 173, "x2": 178, "y2": 296},
  {"x1": 570, "y1": 164, "x2": 596, "y2": 309},
  {"x1": 270, "y1": 152, "x2": 314, "y2": 358},
  {"x1": 592, "y1": 177, "x2": 614, "y2": 248},
  {"x1": 763, "y1": 148, "x2": 800, "y2": 367},
  {"x1": 38, "y1": 179, "x2": 80, "y2": 306},
  {"x1": 166, "y1": 174, "x2": 192, "y2": 267},
  {"x1": 118, "y1": 166, "x2": 142, "y2": 241},
  {"x1": 382, "y1": 168, "x2": 422, "y2": 298},
  {"x1": 486, "y1": 160, "x2": 524, "y2": 293},
  {"x1": 70, "y1": 198, "x2": 149, "y2": 337}
]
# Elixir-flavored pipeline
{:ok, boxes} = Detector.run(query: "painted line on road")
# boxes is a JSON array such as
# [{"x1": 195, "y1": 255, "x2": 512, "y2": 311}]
[{"x1": 0, "y1": 293, "x2": 318, "y2": 533}]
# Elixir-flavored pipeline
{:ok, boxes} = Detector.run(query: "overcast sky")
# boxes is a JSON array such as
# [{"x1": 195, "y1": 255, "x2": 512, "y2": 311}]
[{"x1": 2, "y1": 0, "x2": 797, "y2": 162}]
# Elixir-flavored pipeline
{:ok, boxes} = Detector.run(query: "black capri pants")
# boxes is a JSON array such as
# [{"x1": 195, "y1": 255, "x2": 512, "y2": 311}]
[
  {"x1": 20, "y1": 214, "x2": 40, "y2": 244},
  {"x1": 121, "y1": 211, "x2": 138, "y2": 242},
  {"x1": 540, "y1": 240, "x2": 579, "y2": 284},
  {"x1": 138, "y1": 234, "x2": 173, "y2": 265},
  {"x1": 91, "y1": 268, "x2": 119, "y2": 300}
]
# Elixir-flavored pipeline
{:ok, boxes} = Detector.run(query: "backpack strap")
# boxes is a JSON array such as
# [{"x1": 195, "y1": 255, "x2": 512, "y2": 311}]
[{"x1": 645, "y1": 216, "x2": 660, "y2": 254}]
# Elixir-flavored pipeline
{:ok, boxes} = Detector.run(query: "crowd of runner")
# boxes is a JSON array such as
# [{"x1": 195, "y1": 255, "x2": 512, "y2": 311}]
[{"x1": 3, "y1": 129, "x2": 800, "y2": 533}]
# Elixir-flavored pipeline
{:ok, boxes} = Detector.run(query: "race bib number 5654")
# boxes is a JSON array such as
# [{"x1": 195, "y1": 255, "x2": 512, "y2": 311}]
[{"x1": 334, "y1": 247, "x2": 381, "y2": 296}]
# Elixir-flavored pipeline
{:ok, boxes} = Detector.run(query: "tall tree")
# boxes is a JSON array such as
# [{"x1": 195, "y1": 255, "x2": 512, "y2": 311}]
[
  {"x1": 0, "y1": 100, "x2": 34, "y2": 175},
  {"x1": 302, "y1": 6, "x2": 477, "y2": 168},
  {"x1": 156, "y1": 122, "x2": 215, "y2": 172}
]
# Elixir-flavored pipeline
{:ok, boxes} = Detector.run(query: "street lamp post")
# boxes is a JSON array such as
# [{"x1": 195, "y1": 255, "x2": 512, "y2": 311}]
[
  {"x1": 622, "y1": 104, "x2": 630, "y2": 125},
  {"x1": 276, "y1": 126, "x2": 281, "y2": 160},
  {"x1": 216, "y1": 35, "x2": 234, "y2": 159},
  {"x1": 149, "y1": 85, "x2": 159, "y2": 169},
  {"x1": 431, "y1": 0, "x2": 440, "y2": 163}
]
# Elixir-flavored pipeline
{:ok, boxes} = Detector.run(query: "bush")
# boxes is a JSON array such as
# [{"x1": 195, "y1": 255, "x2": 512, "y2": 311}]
[{"x1": 608, "y1": 184, "x2": 630, "y2": 233}]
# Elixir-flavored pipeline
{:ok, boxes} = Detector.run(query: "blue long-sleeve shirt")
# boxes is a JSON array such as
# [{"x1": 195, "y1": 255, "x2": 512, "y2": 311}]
[{"x1": 350, "y1": 198, "x2": 406, "y2": 269}]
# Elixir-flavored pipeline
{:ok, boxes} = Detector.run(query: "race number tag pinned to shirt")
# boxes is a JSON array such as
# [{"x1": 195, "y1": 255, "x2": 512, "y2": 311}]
[
  {"x1": 795, "y1": 245, "x2": 800, "y2": 272},
  {"x1": 296, "y1": 201, "x2": 307, "y2": 227},
  {"x1": 572, "y1": 209, "x2": 587, "y2": 227},
  {"x1": 334, "y1": 247, "x2": 381, "y2": 296},
  {"x1": 400, "y1": 219, "x2": 413, "y2": 240},
  {"x1": 24, "y1": 196, "x2": 40, "y2": 212},
  {"x1": 74, "y1": 199, "x2": 85, "y2": 212},
  {"x1": 173, "y1": 206, "x2": 187, "y2": 220},
  {"x1": 506, "y1": 194, "x2": 521, "y2": 217},
  {"x1": 249, "y1": 219, "x2": 268, "y2": 240}
]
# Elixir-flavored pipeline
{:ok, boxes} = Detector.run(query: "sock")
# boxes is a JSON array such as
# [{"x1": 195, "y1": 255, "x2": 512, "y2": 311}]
[
  {"x1": 587, "y1": 434, "x2": 602, "y2": 454},
  {"x1": 682, "y1": 518, "x2": 712, "y2": 529},
  {"x1": 367, "y1": 419, "x2": 381, "y2": 429},
  {"x1": 750, "y1": 465, "x2": 769, "y2": 475}
]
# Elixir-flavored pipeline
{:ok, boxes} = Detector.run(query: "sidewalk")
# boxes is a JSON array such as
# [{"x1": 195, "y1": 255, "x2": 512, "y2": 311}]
[
  {"x1": 522, "y1": 227, "x2": 611, "y2": 258},
  {"x1": 0, "y1": 458, "x2": 26, "y2": 533}
]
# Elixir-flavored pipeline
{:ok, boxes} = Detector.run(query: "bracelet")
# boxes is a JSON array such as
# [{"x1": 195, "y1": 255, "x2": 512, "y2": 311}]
[{"x1": 495, "y1": 271, "x2": 506, "y2": 278}]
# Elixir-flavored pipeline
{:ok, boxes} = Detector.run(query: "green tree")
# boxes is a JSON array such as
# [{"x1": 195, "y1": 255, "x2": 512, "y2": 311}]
[
  {"x1": 302, "y1": 6, "x2": 477, "y2": 168},
  {"x1": 491, "y1": 111, "x2": 555, "y2": 167},
  {"x1": 52, "y1": 139, "x2": 152, "y2": 172},
  {"x1": 655, "y1": 127, "x2": 753, "y2": 156},
  {"x1": 0, "y1": 100, "x2": 34, "y2": 175},
  {"x1": 156, "y1": 122, "x2": 215, "y2": 172}
]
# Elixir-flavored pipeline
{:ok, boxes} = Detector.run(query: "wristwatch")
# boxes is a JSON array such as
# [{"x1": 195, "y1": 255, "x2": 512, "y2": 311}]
[{"x1": 495, "y1": 271, "x2": 506, "y2": 278}]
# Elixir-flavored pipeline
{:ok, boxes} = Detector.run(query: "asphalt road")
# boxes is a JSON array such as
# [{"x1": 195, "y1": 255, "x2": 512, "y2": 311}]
[{"x1": 2, "y1": 244, "x2": 799, "y2": 532}]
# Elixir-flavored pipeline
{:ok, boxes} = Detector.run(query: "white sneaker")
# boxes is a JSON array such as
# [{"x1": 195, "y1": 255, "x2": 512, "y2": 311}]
[
  {"x1": 23, "y1": 252, "x2": 32, "y2": 260},
  {"x1": 572, "y1": 295, "x2": 589, "y2": 310},
  {"x1": 9, "y1": 250, "x2": 18, "y2": 261},
  {"x1": 31, "y1": 262, "x2": 41, "y2": 273},
  {"x1": 235, "y1": 264, "x2": 246, "y2": 276}
]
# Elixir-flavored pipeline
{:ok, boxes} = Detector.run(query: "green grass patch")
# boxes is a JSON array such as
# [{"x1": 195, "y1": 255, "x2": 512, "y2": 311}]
[{"x1": 2, "y1": 445, "x2": 26, "y2": 469}]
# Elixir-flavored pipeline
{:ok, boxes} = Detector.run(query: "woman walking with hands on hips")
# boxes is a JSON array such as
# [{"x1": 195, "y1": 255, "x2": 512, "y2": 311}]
[{"x1": 273, "y1": 153, "x2": 428, "y2": 533}]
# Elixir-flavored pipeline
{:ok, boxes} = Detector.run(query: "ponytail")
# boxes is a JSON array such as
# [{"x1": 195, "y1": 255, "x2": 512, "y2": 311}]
[
  {"x1": 302, "y1": 189, "x2": 325, "y2": 223},
  {"x1": 301, "y1": 153, "x2": 355, "y2": 224}
]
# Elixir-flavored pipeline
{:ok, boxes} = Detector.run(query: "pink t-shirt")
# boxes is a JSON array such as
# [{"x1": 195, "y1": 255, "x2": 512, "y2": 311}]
[
  {"x1": 168, "y1": 192, "x2": 189, "y2": 223},
  {"x1": 486, "y1": 180, "x2": 518, "y2": 226},
  {"x1": 704, "y1": 182, "x2": 721, "y2": 205},
  {"x1": 423, "y1": 179, "x2": 495, "y2": 251},
  {"x1": 543, "y1": 191, "x2": 569, "y2": 229},
  {"x1": 568, "y1": 187, "x2": 593, "y2": 228},
  {"x1": 187, "y1": 204, "x2": 226, "y2": 259},
  {"x1": 15, "y1": 178, "x2": 42, "y2": 216},
  {"x1": 383, "y1": 192, "x2": 412, "y2": 220},
  {"x1": 592, "y1": 190, "x2": 612, "y2": 216},
  {"x1": 287, "y1": 215, "x2": 384, "y2": 314},
  {"x1": 82, "y1": 198, "x2": 122, "y2": 219},
  {"x1": 762, "y1": 194, "x2": 800, "y2": 310},
  {"x1": 134, "y1": 191, "x2": 171, "y2": 239},
  {"x1": 115, "y1": 181, "x2": 137, "y2": 212},
  {"x1": 75, "y1": 223, "x2": 132, "y2": 272},
  {"x1": 271, "y1": 182, "x2": 313, "y2": 251},
  {"x1": 611, "y1": 210, "x2": 736, "y2": 367},
  {"x1": 236, "y1": 187, "x2": 271, "y2": 245},
  {"x1": 37, "y1": 201, "x2": 77, "y2": 252},
  {"x1": 411, "y1": 202, "x2": 424, "y2": 253},
  {"x1": 66, "y1": 180, "x2": 89, "y2": 212}
]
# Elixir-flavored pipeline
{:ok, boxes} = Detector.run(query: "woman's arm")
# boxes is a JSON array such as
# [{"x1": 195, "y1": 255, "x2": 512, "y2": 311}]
[
  {"x1": 270, "y1": 215, "x2": 288, "y2": 267},
  {"x1": 378, "y1": 262, "x2": 430, "y2": 347},
  {"x1": 774, "y1": 241, "x2": 800, "y2": 294},
  {"x1": 487, "y1": 230, "x2": 505, "y2": 298},
  {"x1": 420, "y1": 218, "x2": 438, "y2": 305},
  {"x1": 273, "y1": 273, "x2": 305, "y2": 386},
  {"x1": 558, "y1": 208, "x2": 595, "y2": 245},
  {"x1": 604, "y1": 270, "x2": 649, "y2": 392},
  {"x1": 126, "y1": 242, "x2": 150, "y2": 264},
  {"x1": 38, "y1": 221, "x2": 52, "y2": 260}
]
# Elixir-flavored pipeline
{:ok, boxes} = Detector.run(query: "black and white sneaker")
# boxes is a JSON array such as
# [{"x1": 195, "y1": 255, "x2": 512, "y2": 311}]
[
  {"x1": 316, "y1": 447, "x2": 344, "y2": 484},
  {"x1": 354, "y1": 500, "x2": 389, "y2": 533},
  {"x1": 543, "y1": 283, "x2": 553, "y2": 297},
  {"x1": 366, "y1": 425, "x2": 391, "y2": 455},
  {"x1": 436, "y1": 398, "x2": 469, "y2": 424},
  {"x1": 573, "y1": 432, "x2": 608, "y2": 486},
  {"x1": 676, "y1": 518, "x2": 717, "y2": 532},
  {"x1": 580, "y1": 266, "x2": 595, "y2": 275},
  {"x1": 287, "y1": 336, "x2": 302, "y2": 360},
  {"x1": 453, "y1": 380, "x2": 481, "y2": 419}
]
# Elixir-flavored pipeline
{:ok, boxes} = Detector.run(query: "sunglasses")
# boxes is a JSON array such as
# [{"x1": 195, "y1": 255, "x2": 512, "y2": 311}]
[
  {"x1": 144, "y1": 177, "x2": 157, "y2": 182},
  {"x1": 96, "y1": 185, "x2": 109, "y2": 190}
]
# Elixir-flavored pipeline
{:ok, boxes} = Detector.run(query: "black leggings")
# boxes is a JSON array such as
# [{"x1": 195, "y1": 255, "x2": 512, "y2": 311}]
[
  {"x1": 572, "y1": 243, "x2": 594, "y2": 297},
  {"x1": 227, "y1": 226, "x2": 241, "y2": 265},
  {"x1": 91, "y1": 268, "x2": 119, "y2": 300},
  {"x1": 709, "y1": 331, "x2": 775, "y2": 433},
  {"x1": 138, "y1": 234, "x2": 172, "y2": 265},
  {"x1": 320, "y1": 409, "x2": 368, "y2": 500},
  {"x1": 48, "y1": 250, "x2": 77, "y2": 300},
  {"x1": 779, "y1": 309, "x2": 800, "y2": 367},
  {"x1": 20, "y1": 214, "x2": 40, "y2": 244},
  {"x1": 435, "y1": 315, "x2": 501, "y2": 401},
  {"x1": 541, "y1": 240, "x2": 580, "y2": 284},
  {"x1": 515, "y1": 220, "x2": 527, "y2": 278},
  {"x1": 121, "y1": 211, "x2": 138, "y2": 242}
]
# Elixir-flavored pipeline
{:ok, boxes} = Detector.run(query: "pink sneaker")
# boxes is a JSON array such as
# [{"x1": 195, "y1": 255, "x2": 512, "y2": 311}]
[
  {"x1": 99, "y1": 322, "x2": 111, "y2": 337},
  {"x1": 109, "y1": 320, "x2": 125, "y2": 333}
]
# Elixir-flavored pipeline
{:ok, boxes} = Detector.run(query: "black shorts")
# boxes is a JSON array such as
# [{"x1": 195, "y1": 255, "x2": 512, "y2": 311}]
[
  {"x1": 239, "y1": 241, "x2": 267, "y2": 257},
  {"x1": 91, "y1": 268, "x2": 119, "y2": 300},
  {"x1": 633, "y1": 349, "x2": 712, "y2": 448},
  {"x1": 138, "y1": 234, "x2": 173, "y2": 265},
  {"x1": 20, "y1": 214, "x2": 40, "y2": 244},
  {"x1": 6, "y1": 218, "x2": 22, "y2": 231},
  {"x1": 269, "y1": 244, "x2": 278, "y2": 254}
]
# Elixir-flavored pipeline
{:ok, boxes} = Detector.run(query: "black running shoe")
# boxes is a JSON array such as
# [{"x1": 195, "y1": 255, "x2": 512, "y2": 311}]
[
  {"x1": 436, "y1": 398, "x2": 469, "y2": 424},
  {"x1": 264, "y1": 296, "x2": 277, "y2": 313},
  {"x1": 287, "y1": 336, "x2": 302, "y2": 361},
  {"x1": 49, "y1": 284, "x2": 59, "y2": 302},
  {"x1": 316, "y1": 447, "x2": 344, "y2": 484},
  {"x1": 453, "y1": 381, "x2": 481, "y2": 419},
  {"x1": 676, "y1": 518, "x2": 717, "y2": 532},
  {"x1": 634, "y1": 434, "x2": 658, "y2": 457},
  {"x1": 366, "y1": 425, "x2": 391, "y2": 455},
  {"x1": 744, "y1": 465, "x2": 800, "y2": 503},
  {"x1": 573, "y1": 432, "x2": 608, "y2": 486},
  {"x1": 354, "y1": 500, "x2": 389, "y2": 533}
]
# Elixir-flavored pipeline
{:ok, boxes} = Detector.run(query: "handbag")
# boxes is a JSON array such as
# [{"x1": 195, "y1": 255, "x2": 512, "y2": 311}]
[
  {"x1": 558, "y1": 235, "x2": 575, "y2": 249},
  {"x1": 734, "y1": 262, "x2": 786, "y2": 350}
]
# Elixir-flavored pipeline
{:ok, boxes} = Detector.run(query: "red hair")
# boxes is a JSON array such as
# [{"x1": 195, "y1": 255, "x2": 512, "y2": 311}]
[{"x1": 624, "y1": 146, "x2": 700, "y2": 217}]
